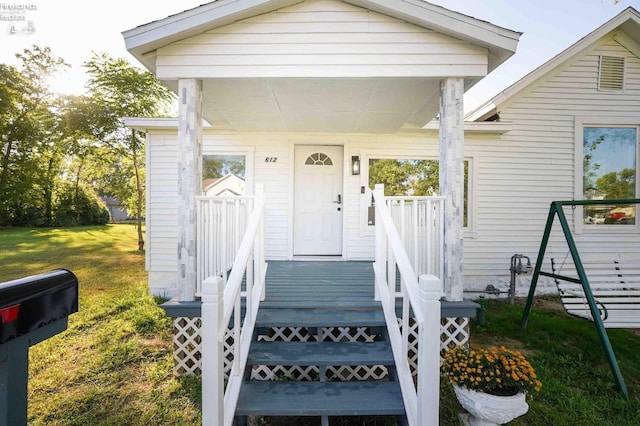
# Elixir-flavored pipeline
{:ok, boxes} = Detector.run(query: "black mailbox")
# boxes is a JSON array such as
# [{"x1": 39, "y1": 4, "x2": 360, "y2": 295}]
[{"x1": 0, "y1": 269, "x2": 78, "y2": 426}]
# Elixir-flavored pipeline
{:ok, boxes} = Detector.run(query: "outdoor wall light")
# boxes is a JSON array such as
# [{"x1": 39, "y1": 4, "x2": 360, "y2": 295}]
[{"x1": 351, "y1": 156, "x2": 361, "y2": 175}]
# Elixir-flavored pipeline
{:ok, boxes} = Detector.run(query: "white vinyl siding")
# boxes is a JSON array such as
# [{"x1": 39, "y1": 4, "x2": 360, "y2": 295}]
[
  {"x1": 155, "y1": 0, "x2": 488, "y2": 79},
  {"x1": 146, "y1": 132, "x2": 179, "y2": 277},
  {"x1": 485, "y1": 37, "x2": 640, "y2": 279},
  {"x1": 254, "y1": 141, "x2": 290, "y2": 260},
  {"x1": 145, "y1": 37, "x2": 640, "y2": 297}
]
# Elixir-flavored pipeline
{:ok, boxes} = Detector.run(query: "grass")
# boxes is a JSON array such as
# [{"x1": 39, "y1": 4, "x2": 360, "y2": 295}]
[
  {"x1": 2, "y1": 225, "x2": 640, "y2": 425},
  {"x1": 0, "y1": 225, "x2": 201, "y2": 425}
]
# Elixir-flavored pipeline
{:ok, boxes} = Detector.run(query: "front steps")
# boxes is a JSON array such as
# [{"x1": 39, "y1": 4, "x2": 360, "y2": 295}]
[{"x1": 235, "y1": 307, "x2": 406, "y2": 423}]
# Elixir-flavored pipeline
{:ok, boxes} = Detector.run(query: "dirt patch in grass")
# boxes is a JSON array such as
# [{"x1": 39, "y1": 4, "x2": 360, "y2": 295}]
[{"x1": 529, "y1": 295, "x2": 566, "y2": 315}]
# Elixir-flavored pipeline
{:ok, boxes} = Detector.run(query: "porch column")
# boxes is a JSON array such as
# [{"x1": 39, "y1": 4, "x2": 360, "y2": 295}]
[
  {"x1": 177, "y1": 78, "x2": 203, "y2": 301},
  {"x1": 439, "y1": 78, "x2": 465, "y2": 302}
]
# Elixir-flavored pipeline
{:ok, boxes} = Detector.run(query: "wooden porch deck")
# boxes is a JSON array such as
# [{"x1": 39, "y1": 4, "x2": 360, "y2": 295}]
[
  {"x1": 261, "y1": 261, "x2": 378, "y2": 309},
  {"x1": 162, "y1": 260, "x2": 478, "y2": 318}
]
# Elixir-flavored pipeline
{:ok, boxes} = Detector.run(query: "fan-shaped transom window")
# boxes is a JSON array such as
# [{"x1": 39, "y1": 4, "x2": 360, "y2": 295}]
[{"x1": 305, "y1": 152, "x2": 333, "y2": 166}]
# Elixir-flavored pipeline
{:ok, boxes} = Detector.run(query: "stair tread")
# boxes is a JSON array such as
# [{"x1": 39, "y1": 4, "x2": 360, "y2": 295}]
[
  {"x1": 248, "y1": 341, "x2": 394, "y2": 366},
  {"x1": 236, "y1": 381, "x2": 404, "y2": 416},
  {"x1": 256, "y1": 308, "x2": 385, "y2": 327}
]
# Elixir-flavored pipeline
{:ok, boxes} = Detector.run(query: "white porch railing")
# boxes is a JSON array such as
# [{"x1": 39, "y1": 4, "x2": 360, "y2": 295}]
[
  {"x1": 372, "y1": 184, "x2": 442, "y2": 426},
  {"x1": 201, "y1": 184, "x2": 267, "y2": 426},
  {"x1": 385, "y1": 195, "x2": 445, "y2": 293},
  {"x1": 196, "y1": 194, "x2": 254, "y2": 296}
]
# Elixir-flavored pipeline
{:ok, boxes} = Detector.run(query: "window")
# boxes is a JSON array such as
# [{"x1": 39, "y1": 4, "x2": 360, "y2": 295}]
[
  {"x1": 583, "y1": 126, "x2": 637, "y2": 225},
  {"x1": 202, "y1": 154, "x2": 246, "y2": 196},
  {"x1": 304, "y1": 152, "x2": 333, "y2": 166},
  {"x1": 367, "y1": 158, "x2": 469, "y2": 226}
]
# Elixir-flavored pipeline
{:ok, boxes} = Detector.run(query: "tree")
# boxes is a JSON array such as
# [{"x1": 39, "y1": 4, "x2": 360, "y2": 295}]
[
  {"x1": 83, "y1": 53, "x2": 175, "y2": 251},
  {"x1": 0, "y1": 46, "x2": 68, "y2": 226},
  {"x1": 596, "y1": 168, "x2": 635, "y2": 199}
]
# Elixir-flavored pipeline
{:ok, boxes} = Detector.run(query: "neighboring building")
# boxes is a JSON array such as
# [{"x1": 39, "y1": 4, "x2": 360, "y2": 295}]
[
  {"x1": 101, "y1": 196, "x2": 129, "y2": 222},
  {"x1": 203, "y1": 174, "x2": 246, "y2": 196}
]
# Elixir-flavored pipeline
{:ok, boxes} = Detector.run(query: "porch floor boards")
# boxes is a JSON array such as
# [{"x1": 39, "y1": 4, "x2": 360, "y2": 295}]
[
  {"x1": 261, "y1": 261, "x2": 379, "y2": 309},
  {"x1": 162, "y1": 260, "x2": 479, "y2": 318}
]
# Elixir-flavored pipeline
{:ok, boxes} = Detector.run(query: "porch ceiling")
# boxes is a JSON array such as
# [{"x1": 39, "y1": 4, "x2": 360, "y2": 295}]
[{"x1": 199, "y1": 77, "x2": 443, "y2": 133}]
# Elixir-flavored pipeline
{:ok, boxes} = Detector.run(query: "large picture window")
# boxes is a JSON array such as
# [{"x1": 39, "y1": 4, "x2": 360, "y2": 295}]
[
  {"x1": 202, "y1": 154, "x2": 246, "y2": 196},
  {"x1": 583, "y1": 127, "x2": 637, "y2": 225},
  {"x1": 367, "y1": 158, "x2": 469, "y2": 227}
]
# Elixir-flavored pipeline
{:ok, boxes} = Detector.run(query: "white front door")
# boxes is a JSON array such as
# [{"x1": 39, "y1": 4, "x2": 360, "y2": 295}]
[{"x1": 293, "y1": 145, "x2": 344, "y2": 255}]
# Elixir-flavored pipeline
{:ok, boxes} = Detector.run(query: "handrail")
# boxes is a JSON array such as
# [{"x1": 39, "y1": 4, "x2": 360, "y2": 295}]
[
  {"x1": 372, "y1": 184, "x2": 441, "y2": 426},
  {"x1": 201, "y1": 184, "x2": 267, "y2": 426}
]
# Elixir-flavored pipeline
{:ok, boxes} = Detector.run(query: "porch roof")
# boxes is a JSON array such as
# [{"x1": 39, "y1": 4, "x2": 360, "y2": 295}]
[
  {"x1": 123, "y1": 0, "x2": 520, "y2": 133},
  {"x1": 123, "y1": 0, "x2": 520, "y2": 74}
]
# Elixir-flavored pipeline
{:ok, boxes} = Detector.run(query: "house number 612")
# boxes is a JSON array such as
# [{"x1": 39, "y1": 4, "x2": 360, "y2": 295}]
[{"x1": 265, "y1": 157, "x2": 278, "y2": 163}]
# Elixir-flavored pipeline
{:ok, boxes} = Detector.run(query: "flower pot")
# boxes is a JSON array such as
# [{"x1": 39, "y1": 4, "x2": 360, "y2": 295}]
[{"x1": 453, "y1": 385, "x2": 529, "y2": 426}]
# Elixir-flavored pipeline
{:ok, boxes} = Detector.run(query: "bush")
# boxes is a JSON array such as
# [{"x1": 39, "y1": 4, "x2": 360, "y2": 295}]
[{"x1": 55, "y1": 183, "x2": 111, "y2": 226}]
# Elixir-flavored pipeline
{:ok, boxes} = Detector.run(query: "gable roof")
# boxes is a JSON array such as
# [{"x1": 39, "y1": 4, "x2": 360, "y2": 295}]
[
  {"x1": 122, "y1": 0, "x2": 521, "y2": 74},
  {"x1": 466, "y1": 7, "x2": 640, "y2": 122}
]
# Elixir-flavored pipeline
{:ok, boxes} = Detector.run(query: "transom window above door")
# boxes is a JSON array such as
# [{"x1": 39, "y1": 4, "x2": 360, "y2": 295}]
[{"x1": 305, "y1": 153, "x2": 333, "y2": 166}]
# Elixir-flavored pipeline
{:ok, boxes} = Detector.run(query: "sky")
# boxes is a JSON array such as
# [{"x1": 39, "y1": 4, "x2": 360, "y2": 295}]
[{"x1": 1, "y1": 0, "x2": 639, "y2": 113}]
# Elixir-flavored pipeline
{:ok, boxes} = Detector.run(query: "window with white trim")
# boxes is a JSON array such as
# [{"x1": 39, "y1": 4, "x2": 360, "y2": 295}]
[
  {"x1": 366, "y1": 158, "x2": 469, "y2": 227},
  {"x1": 583, "y1": 126, "x2": 638, "y2": 226},
  {"x1": 202, "y1": 154, "x2": 246, "y2": 196}
]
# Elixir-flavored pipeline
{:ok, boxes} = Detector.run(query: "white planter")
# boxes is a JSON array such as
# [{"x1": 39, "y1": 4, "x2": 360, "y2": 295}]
[{"x1": 453, "y1": 385, "x2": 529, "y2": 426}]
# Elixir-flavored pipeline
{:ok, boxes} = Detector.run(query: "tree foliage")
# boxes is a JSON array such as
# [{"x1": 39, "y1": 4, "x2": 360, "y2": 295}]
[
  {"x1": 82, "y1": 53, "x2": 176, "y2": 251},
  {"x1": 0, "y1": 46, "x2": 69, "y2": 226},
  {"x1": 0, "y1": 47, "x2": 176, "y2": 243},
  {"x1": 596, "y1": 168, "x2": 635, "y2": 199}
]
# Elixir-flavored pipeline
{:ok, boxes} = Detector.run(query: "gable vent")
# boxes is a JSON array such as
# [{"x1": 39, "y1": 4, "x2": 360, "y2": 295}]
[{"x1": 598, "y1": 55, "x2": 625, "y2": 91}]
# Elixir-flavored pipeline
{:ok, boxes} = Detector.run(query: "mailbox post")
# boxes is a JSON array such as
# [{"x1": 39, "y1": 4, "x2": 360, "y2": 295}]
[{"x1": 0, "y1": 269, "x2": 78, "y2": 426}]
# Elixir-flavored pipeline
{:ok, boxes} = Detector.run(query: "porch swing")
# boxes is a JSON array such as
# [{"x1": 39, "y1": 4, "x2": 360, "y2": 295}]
[{"x1": 520, "y1": 199, "x2": 640, "y2": 397}]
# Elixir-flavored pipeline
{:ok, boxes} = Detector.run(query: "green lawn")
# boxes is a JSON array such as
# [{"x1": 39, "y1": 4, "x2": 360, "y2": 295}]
[
  {"x1": 1, "y1": 225, "x2": 639, "y2": 425},
  {"x1": 1, "y1": 225, "x2": 201, "y2": 425}
]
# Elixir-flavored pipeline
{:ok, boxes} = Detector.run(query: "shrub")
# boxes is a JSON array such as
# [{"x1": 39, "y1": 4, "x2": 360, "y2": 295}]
[{"x1": 55, "y1": 183, "x2": 110, "y2": 226}]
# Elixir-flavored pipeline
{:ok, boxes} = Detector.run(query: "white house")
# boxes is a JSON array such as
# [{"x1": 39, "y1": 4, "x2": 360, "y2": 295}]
[
  {"x1": 122, "y1": 1, "x2": 640, "y2": 424},
  {"x1": 127, "y1": 3, "x2": 640, "y2": 301},
  {"x1": 124, "y1": 0, "x2": 521, "y2": 300}
]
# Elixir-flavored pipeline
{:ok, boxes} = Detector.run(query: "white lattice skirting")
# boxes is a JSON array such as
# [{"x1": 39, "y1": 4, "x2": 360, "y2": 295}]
[{"x1": 172, "y1": 317, "x2": 470, "y2": 379}]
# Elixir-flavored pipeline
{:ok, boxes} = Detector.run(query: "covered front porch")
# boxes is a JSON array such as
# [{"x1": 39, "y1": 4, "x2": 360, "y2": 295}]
[{"x1": 123, "y1": 1, "x2": 520, "y2": 423}]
